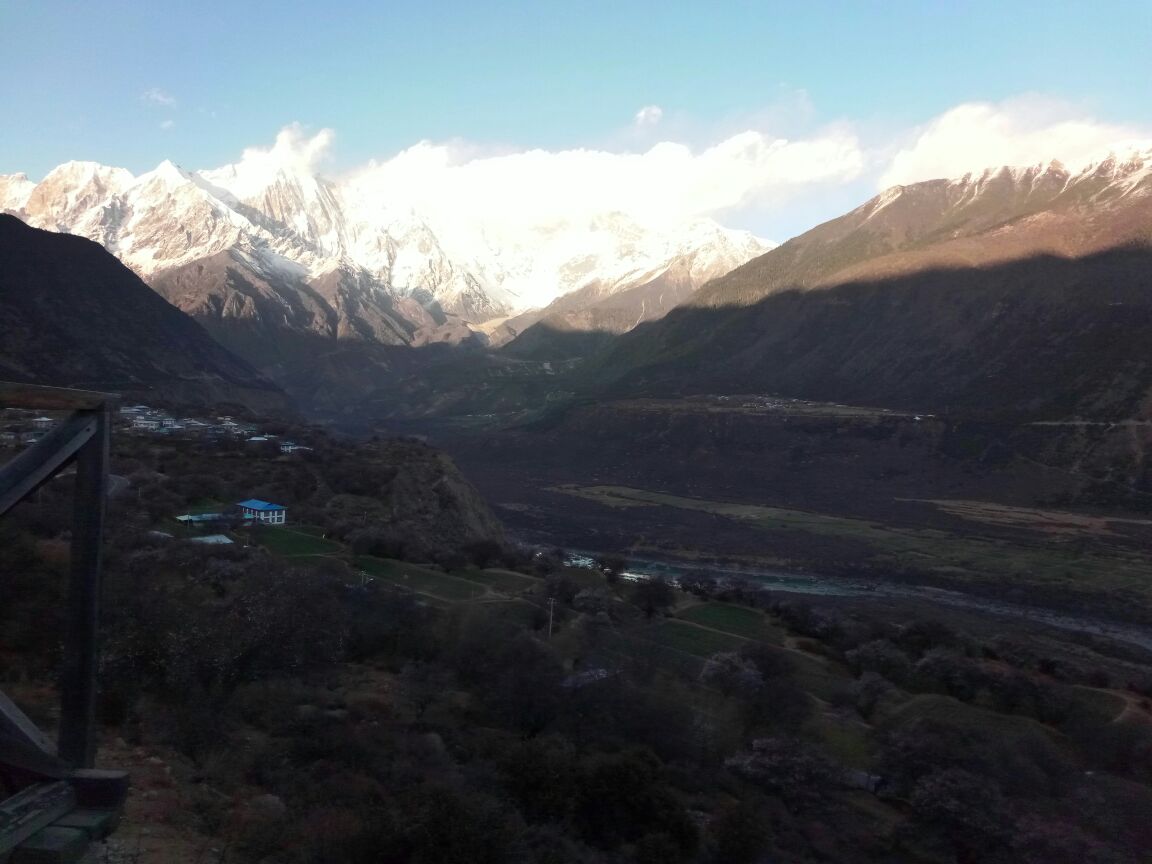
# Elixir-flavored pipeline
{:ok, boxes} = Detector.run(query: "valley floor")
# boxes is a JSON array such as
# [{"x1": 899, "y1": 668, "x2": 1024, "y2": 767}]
[{"x1": 412, "y1": 396, "x2": 1152, "y2": 629}]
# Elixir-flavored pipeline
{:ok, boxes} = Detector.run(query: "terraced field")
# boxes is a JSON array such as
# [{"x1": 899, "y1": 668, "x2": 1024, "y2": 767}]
[
  {"x1": 257, "y1": 526, "x2": 344, "y2": 557},
  {"x1": 468, "y1": 568, "x2": 541, "y2": 592},
  {"x1": 644, "y1": 619, "x2": 749, "y2": 657},
  {"x1": 677, "y1": 603, "x2": 786, "y2": 643},
  {"x1": 355, "y1": 556, "x2": 487, "y2": 602}
]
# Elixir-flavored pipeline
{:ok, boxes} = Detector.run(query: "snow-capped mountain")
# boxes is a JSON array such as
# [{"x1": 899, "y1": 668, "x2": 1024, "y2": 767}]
[{"x1": 0, "y1": 153, "x2": 771, "y2": 351}]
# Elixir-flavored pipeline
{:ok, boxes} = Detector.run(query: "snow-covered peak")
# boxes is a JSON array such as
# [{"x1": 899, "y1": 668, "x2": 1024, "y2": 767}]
[
  {"x1": 0, "y1": 173, "x2": 36, "y2": 211},
  {"x1": 9, "y1": 151, "x2": 773, "y2": 322},
  {"x1": 142, "y1": 159, "x2": 193, "y2": 188},
  {"x1": 22, "y1": 161, "x2": 134, "y2": 229},
  {"x1": 39, "y1": 160, "x2": 135, "y2": 189}
]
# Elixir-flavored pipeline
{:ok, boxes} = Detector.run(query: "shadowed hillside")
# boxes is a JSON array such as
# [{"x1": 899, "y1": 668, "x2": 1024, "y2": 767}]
[
  {"x1": 0, "y1": 214, "x2": 288, "y2": 411},
  {"x1": 587, "y1": 246, "x2": 1152, "y2": 423}
]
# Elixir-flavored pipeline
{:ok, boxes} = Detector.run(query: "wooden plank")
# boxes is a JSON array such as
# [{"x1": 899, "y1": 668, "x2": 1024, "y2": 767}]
[
  {"x1": 0, "y1": 383, "x2": 116, "y2": 412},
  {"x1": 58, "y1": 409, "x2": 109, "y2": 769},
  {"x1": 0, "y1": 783, "x2": 75, "y2": 855},
  {"x1": 49, "y1": 808, "x2": 120, "y2": 840},
  {"x1": 0, "y1": 413, "x2": 97, "y2": 518},
  {"x1": 11, "y1": 826, "x2": 88, "y2": 863}
]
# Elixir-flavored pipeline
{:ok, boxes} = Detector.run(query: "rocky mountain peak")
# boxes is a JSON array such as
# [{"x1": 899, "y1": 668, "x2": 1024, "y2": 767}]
[{"x1": 6, "y1": 152, "x2": 770, "y2": 338}]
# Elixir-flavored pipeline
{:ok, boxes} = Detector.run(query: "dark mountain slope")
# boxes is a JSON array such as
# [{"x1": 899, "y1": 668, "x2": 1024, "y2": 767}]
[
  {"x1": 0, "y1": 214, "x2": 287, "y2": 411},
  {"x1": 591, "y1": 159, "x2": 1152, "y2": 421},
  {"x1": 589, "y1": 247, "x2": 1152, "y2": 420}
]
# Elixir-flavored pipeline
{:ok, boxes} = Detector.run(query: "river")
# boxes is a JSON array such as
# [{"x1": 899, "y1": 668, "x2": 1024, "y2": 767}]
[{"x1": 563, "y1": 552, "x2": 1152, "y2": 652}]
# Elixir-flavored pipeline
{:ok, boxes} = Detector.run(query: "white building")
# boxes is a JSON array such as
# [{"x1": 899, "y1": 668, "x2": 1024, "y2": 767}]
[{"x1": 237, "y1": 499, "x2": 287, "y2": 525}]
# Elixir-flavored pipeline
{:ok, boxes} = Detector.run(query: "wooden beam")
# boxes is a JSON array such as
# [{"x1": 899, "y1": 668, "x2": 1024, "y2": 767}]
[
  {"x1": 57, "y1": 408, "x2": 109, "y2": 769},
  {"x1": 0, "y1": 691, "x2": 58, "y2": 764},
  {"x1": 0, "y1": 382, "x2": 117, "y2": 412},
  {"x1": 0, "y1": 782, "x2": 75, "y2": 855},
  {"x1": 0, "y1": 413, "x2": 97, "y2": 518}
]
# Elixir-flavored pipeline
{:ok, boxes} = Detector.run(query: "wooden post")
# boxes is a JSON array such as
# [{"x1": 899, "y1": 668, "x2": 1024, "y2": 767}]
[{"x1": 57, "y1": 406, "x2": 109, "y2": 768}]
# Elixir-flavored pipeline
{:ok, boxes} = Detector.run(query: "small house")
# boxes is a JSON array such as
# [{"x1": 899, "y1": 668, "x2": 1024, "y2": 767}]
[
  {"x1": 189, "y1": 534, "x2": 234, "y2": 545},
  {"x1": 175, "y1": 512, "x2": 226, "y2": 525},
  {"x1": 237, "y1": 499, "x2": 287, "y2": 525},
  {"x1": 132, "y1": 417, "x2": 160, "y2": 431},
  {"x1": 31, "y1": 416, "x2": 54, "y2": 430}
]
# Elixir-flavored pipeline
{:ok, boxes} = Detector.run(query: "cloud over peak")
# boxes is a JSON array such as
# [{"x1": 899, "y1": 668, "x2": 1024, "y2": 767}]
[
  {"x1": 880, "y1": 98, "x2": 1152, "y2": 187},
  {"x1": 345, "y1": 126, "x2": 863, "y2": 230}
]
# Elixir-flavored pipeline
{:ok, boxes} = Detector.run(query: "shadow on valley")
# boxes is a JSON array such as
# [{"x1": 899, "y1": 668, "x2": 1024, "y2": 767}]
[
  {"x1": 394, "y1": 247, "x2": 1152, "y2": 627},
  {"x1": 152, "y1": 244, "x2": 1152, "y2": 624},
  {"x1": 258, "y1": 245, "x2": 1152, "y2": 428},
  {"x1": 584, "y1": 244, "x2": 1152, "y2": 423}
]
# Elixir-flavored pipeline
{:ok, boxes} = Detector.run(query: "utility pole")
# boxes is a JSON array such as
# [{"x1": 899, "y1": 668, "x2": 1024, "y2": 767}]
[{"x1": 547, "y1": 597, "x2": 555, "y2": 639}]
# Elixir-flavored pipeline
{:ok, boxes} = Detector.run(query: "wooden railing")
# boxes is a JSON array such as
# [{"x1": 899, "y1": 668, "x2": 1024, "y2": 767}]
[{"x1": 0, "y1": 382, "x2": 127, "y2": 858}]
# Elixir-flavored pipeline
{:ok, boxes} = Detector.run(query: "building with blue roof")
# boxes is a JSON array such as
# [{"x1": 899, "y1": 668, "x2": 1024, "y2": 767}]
[{"x1": 237, "y1": 499, "x2": 287, "y2": 525}]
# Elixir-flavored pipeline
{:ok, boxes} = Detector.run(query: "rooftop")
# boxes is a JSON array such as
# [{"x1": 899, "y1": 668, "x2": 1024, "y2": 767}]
[{"x1": 237, "y1": 499, "x2": 286, "y2": 512}]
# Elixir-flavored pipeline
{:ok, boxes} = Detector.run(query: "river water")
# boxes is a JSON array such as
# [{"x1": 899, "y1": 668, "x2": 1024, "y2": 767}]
[{"x1": 563, "y1": 553, "x2": 1152, "y2": 652}]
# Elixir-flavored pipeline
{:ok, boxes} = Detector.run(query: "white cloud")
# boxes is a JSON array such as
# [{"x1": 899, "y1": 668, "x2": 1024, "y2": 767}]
[
  {"x1": 345, "y1": 127, "x2": 863, "y2": 230},
  {"x1": 159, "y1": 119, "x2": 175, "y2": 131},
  {"x1": 207, "y1": 123, "x2": 335, "y2": 196},
  {"x1": 141, "y1": 87, "x2": 176, "y2": 107},
  {"x1": 217, "y1": 95, "x2": 1151, "y2": 244},
  {"x1": 634, "y1": 105, "x2": 664, "y2": 128},
  {"x1": 243, "y1": 123, "x2": 334, "y2": 171},
  {"x1": 879, "y1": 98, "x2": 1152, "y2": 187}
]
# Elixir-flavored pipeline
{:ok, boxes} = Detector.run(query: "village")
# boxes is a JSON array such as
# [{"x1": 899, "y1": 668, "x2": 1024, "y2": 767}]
[
  {"x1": 0, "y1": 402, "x2": 316, "y2": 551},
  {"x1": 0, "y1": 403, "x2": 313, "y2": 453}
]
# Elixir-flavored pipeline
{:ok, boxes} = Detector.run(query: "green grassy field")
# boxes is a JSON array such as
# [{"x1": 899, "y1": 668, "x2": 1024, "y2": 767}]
[
  {"x1": 815, "y1": 715, "x2": 875, "y2": 770},
  {"x1": 677, "y1": 603, "x2": 786, "y2": 643},
  {"x1": 290, "y1": 524, "x2": 329, "y2": 537},
  {"x1": 257, "y1": 526, "x2": 344, "y2": 557},
  {"x1": 356, "y1": 557, "x2": 487, "y2": 602},
  {"x1": 643, "y1": 619, "x2": 749, "y2": 657},
  {"x1": 879, "y1": 693, "x2": 1064, "y2": 742},
  {"x1": 468, "y1": 568, "x2": 541, "y2": 593}
]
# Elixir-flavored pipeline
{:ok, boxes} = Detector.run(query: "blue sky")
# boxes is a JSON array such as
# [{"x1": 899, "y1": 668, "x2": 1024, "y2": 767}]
[{"x1": 3, "y1": 0, "x2": 1151, "y2": 239}]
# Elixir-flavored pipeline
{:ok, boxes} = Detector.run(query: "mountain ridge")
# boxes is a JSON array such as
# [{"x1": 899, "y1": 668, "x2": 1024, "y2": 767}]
[
  {"x1": 582, "y1": 148, "x2": 1152, "y2": 422},
  {"x1": 0, "y1": 154, "x2": 770, "y2": 355}
]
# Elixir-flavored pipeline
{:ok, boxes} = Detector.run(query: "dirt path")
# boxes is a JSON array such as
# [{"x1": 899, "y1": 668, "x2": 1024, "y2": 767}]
[{"x1": 1111, "y1": 690, "x2": 1152, "y2": 725}]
